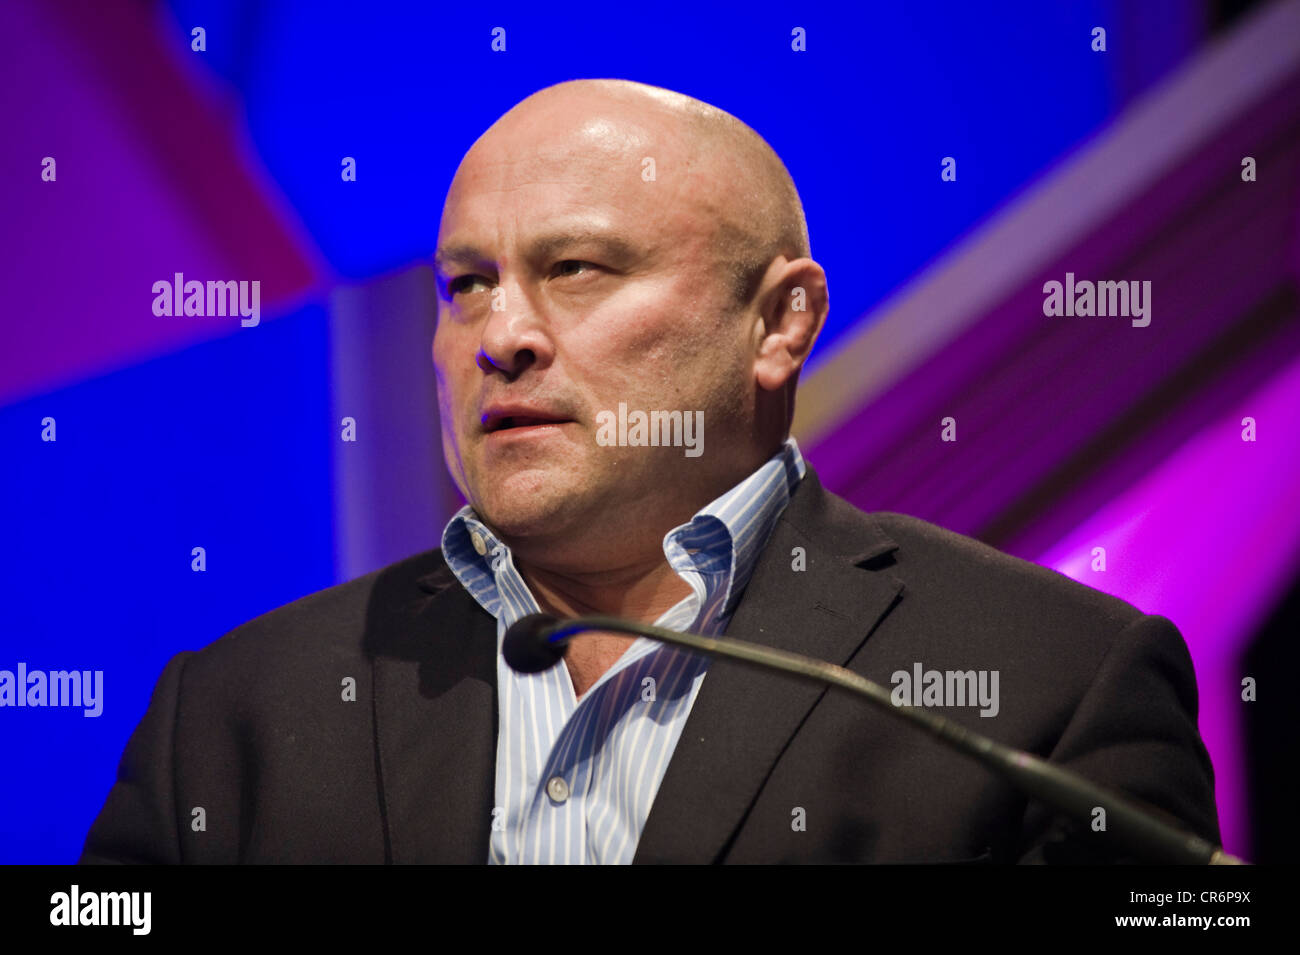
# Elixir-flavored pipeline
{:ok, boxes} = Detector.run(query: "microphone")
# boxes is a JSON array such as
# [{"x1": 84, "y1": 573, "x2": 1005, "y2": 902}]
[
  {"x1": 502, "y1": 612, "x2": 1247, "y2": 866},
  {"x1": 502, "y1": 613, "x2": 570, "y2": 673}
]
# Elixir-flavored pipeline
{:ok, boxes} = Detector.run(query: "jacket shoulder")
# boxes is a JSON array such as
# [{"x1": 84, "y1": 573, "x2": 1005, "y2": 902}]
[
  {"x1": 865, "y1": 509, "x2": 1145, "y2": 628},
  {"x1": 186, "y1": 548, "x2": 451, "y2": 675},
  {"x1": 788, "y1": 468, "x2": 1145, "y2": 630}
]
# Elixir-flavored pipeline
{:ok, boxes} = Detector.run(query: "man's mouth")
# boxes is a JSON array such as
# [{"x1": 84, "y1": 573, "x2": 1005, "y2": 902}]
[
  {"x1": 490, "y1": 416, "x2": 564, "y2": 431},
  {"x1": 481, "y1": 408, "x2": 573, "y2": 433}
]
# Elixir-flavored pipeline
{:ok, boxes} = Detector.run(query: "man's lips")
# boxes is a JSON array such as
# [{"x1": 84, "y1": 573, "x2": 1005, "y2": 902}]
[{"x1": 480, "y1": 406, "x2": 574, "y2": 433}]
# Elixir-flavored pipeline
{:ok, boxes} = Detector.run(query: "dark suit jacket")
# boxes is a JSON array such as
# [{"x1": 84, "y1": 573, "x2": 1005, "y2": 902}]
[{"x1": 80, "y1": 468, "x2": 1220, "y2": 864}]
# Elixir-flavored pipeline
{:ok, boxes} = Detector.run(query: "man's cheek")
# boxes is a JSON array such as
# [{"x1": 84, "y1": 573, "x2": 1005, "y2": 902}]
[{"x1": 599, "y1": 331, "x2": 680, "y2": 378}]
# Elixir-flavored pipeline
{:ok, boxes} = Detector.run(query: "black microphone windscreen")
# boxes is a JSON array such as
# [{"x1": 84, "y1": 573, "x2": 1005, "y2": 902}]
[{"x1": 502, "y1": 613, "x2": 566, "y2": 673}]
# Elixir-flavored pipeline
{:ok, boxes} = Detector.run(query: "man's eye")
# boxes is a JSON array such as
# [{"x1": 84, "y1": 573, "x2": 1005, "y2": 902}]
[
  {"x1": 553, "y1": 260, "x2": 595, "y2": 278},
  {"x1": 448, "y1": 275, "x2": 490, "y2": 296}
]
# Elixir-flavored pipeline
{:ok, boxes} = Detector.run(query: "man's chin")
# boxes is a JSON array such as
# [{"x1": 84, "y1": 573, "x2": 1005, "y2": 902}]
[{"x1": 470, "y1": 471, "x2": 588, "y2": 540}]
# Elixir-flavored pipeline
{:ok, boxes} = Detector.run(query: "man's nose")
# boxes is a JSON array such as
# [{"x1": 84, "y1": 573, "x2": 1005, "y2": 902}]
[{"x1": 475, "y1": 286, "x2": 553, "y2": 380}]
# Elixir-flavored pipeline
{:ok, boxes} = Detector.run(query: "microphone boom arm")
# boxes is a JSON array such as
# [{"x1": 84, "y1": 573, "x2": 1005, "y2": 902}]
[{"x1": 537, "y1": 614, "x2": 1245, "y2": 866}]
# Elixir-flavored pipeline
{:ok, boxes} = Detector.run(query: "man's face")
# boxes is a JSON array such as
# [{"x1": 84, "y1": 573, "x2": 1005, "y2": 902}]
[{"x1": 432, "y1": 103, "x2": 755, "y2": 561}]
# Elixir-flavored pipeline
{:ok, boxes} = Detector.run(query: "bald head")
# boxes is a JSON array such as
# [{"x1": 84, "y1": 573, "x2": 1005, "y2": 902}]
[
  {"x1": 432, "y1": 77, "x2": 827, "y2": 571},
  {"x1": 467, "y1": 79, "x2": 810, "y2": 307}
]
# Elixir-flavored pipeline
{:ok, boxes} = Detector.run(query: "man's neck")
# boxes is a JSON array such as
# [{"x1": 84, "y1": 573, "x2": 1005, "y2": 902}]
[
  {"x1": 518, "y1": 550, "x2": 692, "y2": 624},
  {"x1": 516, "y1": 552, "x2": 693, "y2": 700}
]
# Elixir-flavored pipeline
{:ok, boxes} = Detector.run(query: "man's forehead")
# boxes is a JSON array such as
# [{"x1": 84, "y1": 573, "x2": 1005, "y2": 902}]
[
  {"x1": 436, "y1": 96, "x2": 728, "y2": 265},
  {"x1": 440, "y1": 133, "x2": 640, "y2": 232},
  {"x1": 437, "y1": 167, "x2": 717, "y2": 263},
  {"x1": 445, "y1": 118, "x2": 672, "y2": 213},
  {"x1": 454, "y1": 108, "x2": 664, "y2": 182}
]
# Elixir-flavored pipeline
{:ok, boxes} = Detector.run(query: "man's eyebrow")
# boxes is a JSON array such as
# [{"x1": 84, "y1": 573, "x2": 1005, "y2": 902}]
[
  {"x1": 433, "y1": 231, "x2": 643, "y2": 276},
  {"x1": 432, "y1": 244, "x2": 486, "y2": 276},
  {"x1": 529, "y1": 230, "x2": 641, "y2": 263}
]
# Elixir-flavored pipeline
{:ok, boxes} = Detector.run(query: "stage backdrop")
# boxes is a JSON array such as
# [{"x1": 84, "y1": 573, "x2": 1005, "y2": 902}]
[{"x1": 1, "y1": 0, "x2": 1294, "y2": 864}]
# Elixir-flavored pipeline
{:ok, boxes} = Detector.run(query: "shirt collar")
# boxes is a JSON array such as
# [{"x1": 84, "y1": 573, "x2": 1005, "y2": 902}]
[
  {"x1": 661, "y1": 436, "x2": 805, "y2": 621},
  {"x1": 441, "y1": 436, "x2": 806, "y2": 627}
]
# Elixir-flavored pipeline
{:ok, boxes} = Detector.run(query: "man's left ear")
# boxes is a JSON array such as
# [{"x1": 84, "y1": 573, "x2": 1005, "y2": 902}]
[{"x1": 753, "y1": 257, "x2": 829, "y2": 391}]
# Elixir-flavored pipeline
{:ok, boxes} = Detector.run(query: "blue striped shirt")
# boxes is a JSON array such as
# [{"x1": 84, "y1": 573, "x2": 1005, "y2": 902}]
[{"x1": 440, "y1": 437, "x2": 806, "y2": 864}]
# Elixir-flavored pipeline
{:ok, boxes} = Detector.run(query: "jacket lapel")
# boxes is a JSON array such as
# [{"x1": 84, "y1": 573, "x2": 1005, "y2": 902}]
[
  {"x1": 633, "y1": 469, "x2": 904, "y2": 863},
  {"x1": 368, "y1": 557, "x2": 499, "y2": 863}
]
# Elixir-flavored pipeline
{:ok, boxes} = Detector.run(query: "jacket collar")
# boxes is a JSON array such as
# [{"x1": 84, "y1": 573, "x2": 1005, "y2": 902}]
[{"x1": 632, "y1": 467, "x2": 903, "y2": 863}]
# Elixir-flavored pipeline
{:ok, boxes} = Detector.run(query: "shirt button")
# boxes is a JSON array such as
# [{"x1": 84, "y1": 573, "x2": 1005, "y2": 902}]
[
  {"x1": 546, "y1": 776, "x2": 570, "y2": 804},
  {"x1": 470, "y1": 531, "x2": 487, "y2": 555}
]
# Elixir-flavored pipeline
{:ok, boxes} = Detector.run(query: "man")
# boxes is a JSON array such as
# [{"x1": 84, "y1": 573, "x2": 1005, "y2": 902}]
[{"x1": 81, "y1": 79, "x2": 1220, "y2": 864}]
